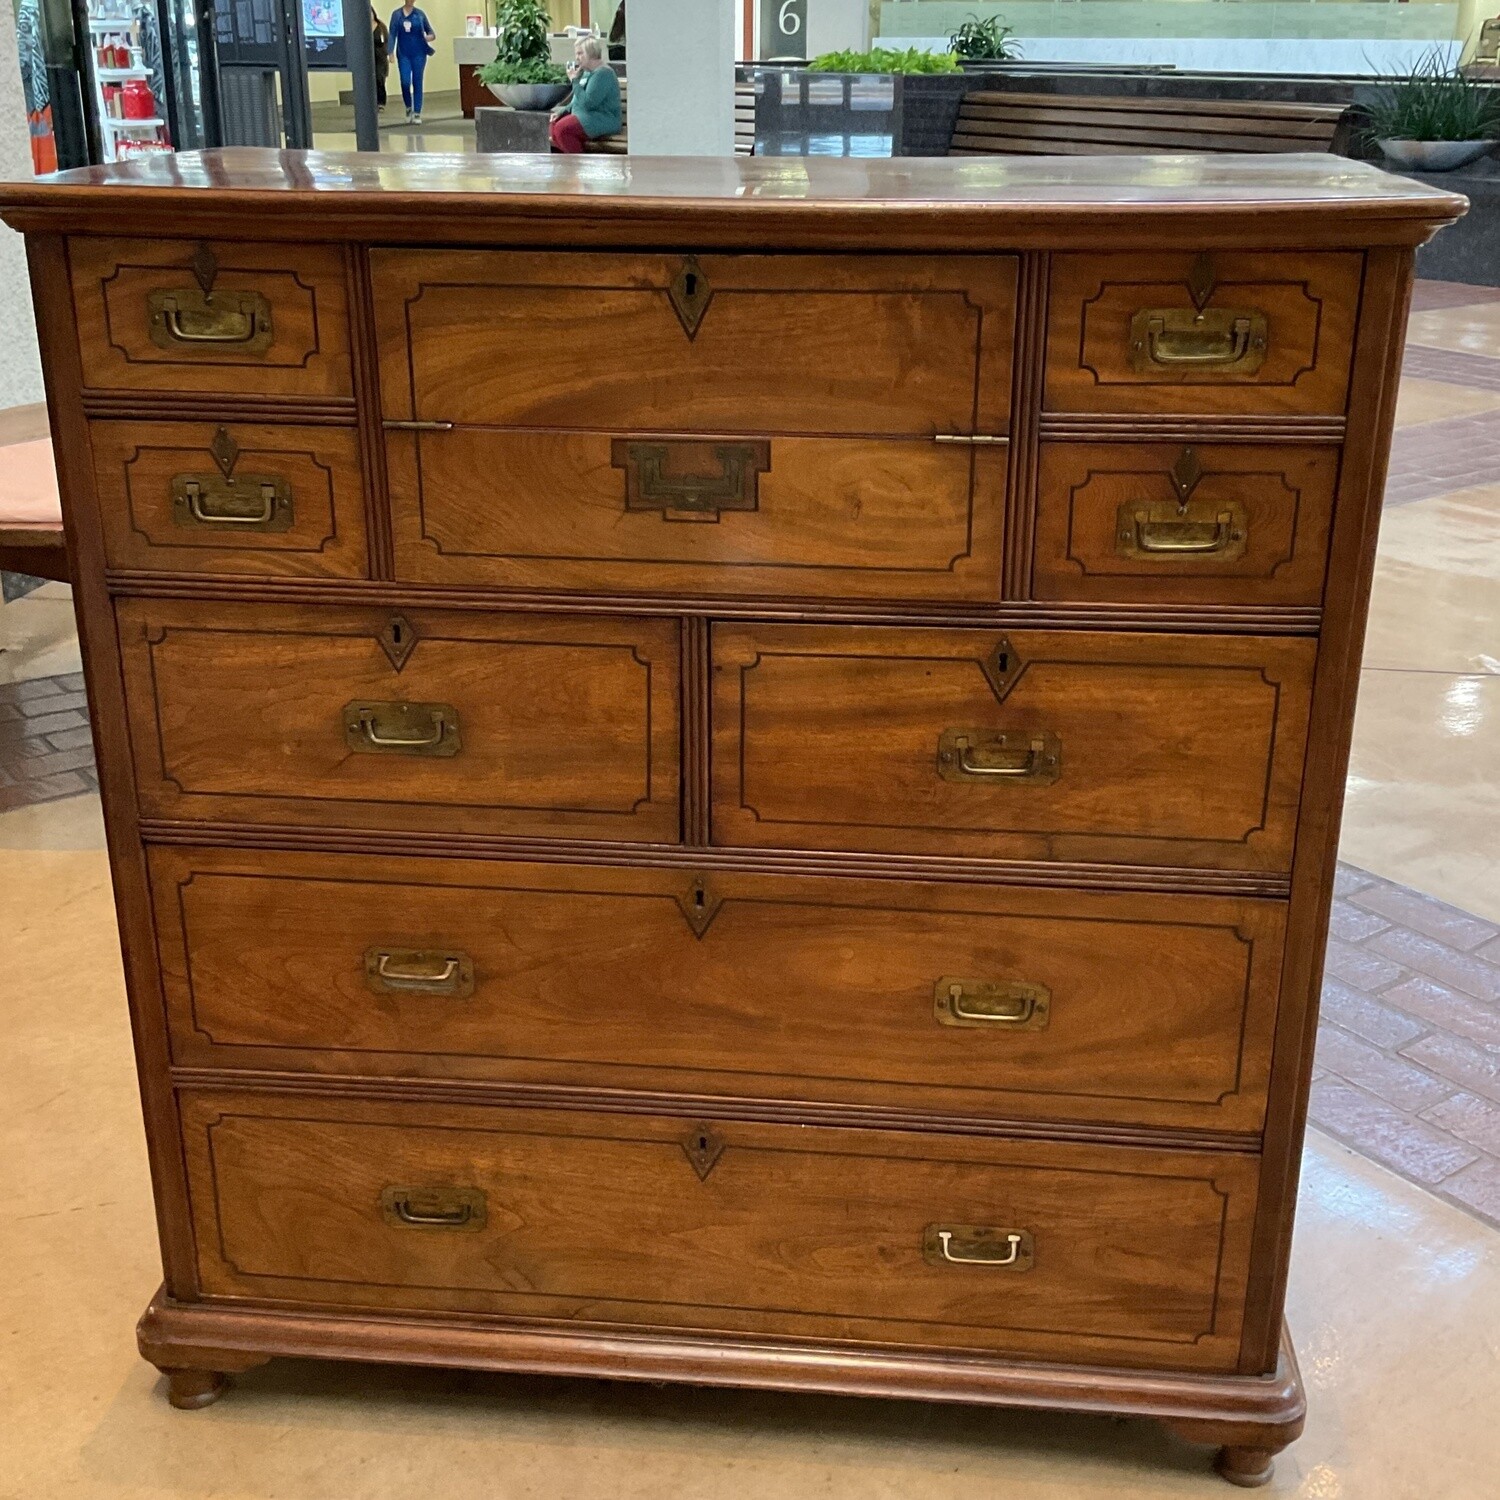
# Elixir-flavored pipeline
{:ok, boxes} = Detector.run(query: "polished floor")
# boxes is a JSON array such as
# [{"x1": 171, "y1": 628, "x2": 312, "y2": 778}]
[{"x1": 2, "y1": 281, "x2": 1499, "y2": 1496}]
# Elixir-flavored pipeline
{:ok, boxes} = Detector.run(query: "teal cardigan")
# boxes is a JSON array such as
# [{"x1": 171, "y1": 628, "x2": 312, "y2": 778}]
[{"x1": 565, "y1": 65, "x2": 622, "y2": 138}]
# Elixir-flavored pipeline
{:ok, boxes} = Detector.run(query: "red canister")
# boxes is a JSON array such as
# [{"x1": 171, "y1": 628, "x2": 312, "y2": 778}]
[{"x1": 121, "y1": 79, "x2": 155, "y2": 120}]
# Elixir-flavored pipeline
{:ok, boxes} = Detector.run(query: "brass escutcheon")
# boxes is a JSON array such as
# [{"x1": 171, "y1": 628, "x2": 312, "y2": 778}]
[
  {"x1": 613, "y1": 438, "x2": 770, "y2": 522},
  {"x1": 365, "y1": 947, "x2": 475, "y2": 998}
]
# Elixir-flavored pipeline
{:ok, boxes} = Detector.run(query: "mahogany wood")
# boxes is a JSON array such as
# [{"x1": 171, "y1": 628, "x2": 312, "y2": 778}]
[{"x1": 1, "y1": 151, "x2": 1461, "y2": 1487}]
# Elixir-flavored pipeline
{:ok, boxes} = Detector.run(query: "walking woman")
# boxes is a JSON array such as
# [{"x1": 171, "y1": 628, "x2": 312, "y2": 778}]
[{"x1": 387, "y1": 0, "x2": 436, "y2": 124}]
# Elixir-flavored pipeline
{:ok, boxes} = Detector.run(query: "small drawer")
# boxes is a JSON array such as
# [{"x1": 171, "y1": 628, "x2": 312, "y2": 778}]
[
  {"x1": 1032, "y1": 442, "x2": 1337, "y2": 606},
  {"x1": 90, "y1": 420, "x2": 368, "y2": 578},
  {"x1": 70, "y1": 238, "x2": 352, "y2": 398},
  {"x1": 180, "y1": 1090, "x2": 1259, "y2": 1371},
  {"x1": 1045, "y1": 251, "x2": 1360, "y2": 415},
  {"x1": 116, "y1": 600, "x2": 680, "y2": 842},
  {"x1": 152, "y1": 846, "x2": 1285, "y2": 1135},
  {"x1": 711, "y1": 622, "x2": 1314, "y2": 872},
  {"x1": 386, "y1": 427, "x2": 1007, "y2": 603}
]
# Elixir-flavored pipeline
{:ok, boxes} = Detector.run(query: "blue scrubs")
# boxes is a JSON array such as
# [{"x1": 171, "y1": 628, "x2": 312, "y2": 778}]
[{"x1": 388, "y1": 6, "x2": 434, "y2": 114}]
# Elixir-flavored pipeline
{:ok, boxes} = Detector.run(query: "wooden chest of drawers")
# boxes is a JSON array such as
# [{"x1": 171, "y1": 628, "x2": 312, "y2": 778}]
[{"x1": 1, "y1": 151, "x2": 1462, "y2": 1488}]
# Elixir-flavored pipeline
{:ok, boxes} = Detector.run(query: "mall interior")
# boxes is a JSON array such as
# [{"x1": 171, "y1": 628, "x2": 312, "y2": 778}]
[{"x1": 0, "y1": 3, "x2": 1498, "y2": 1498}]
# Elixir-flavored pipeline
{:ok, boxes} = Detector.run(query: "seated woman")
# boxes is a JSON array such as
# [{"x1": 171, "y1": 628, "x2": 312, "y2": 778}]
[{"x1": 549, "y1": 36, "x2": 621, "y2": 153}]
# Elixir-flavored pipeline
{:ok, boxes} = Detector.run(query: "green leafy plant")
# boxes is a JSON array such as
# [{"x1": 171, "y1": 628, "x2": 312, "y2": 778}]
[
  {"x1": 808, "y1": 47, "x2": 961, "y2": 76},
  {"x1": 949, "y1": 14, "x2": 1020, "y2": 63},
  {"x1": 1364, "y1": 50, "x2": 1500, "y2": 142},
  {"x1": 479, "y1": 0, "x2": 567, "y2": 86}
]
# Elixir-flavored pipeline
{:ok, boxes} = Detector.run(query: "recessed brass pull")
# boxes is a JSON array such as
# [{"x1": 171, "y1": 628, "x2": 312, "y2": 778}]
[
  {"x1": 1128, "y1": 306, "x2": 1268, "y2": 374},
  {"x1": 365, "y1": 947, "x2": 475, "y2": 998},
  {"x1": 342, "y1": 701, "x2": 461, "y2": 757},
  {"x1": 171, "y1": 473, "x2": 293, "y2": 531},
  {"x1": 937, "y1": 728, "x2": 1060, "y2": 785},
  {"x1": 1117, "y1": 498, "x2": 1248, "y2": 561},
  {"x1": 935, "y1": 978, "x2": 1050, "y2": 1030},
  {"x1": 612, "y1": 438, "x2": 770, "y2": 521},
  {"x1": 923, "y1": 1225, "x2": 1034, "y2": 1270},
  {"x1": 148, "y1": 287, "x2": 273, "y2": 353},
  {"x1": 379, "y1": 1186, "x2": 486, "y2": 1231}
]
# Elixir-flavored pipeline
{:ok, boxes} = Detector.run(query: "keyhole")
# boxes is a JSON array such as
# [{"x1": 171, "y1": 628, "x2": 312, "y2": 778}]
[
  {"x1": 698, "y1": 1133, "x2": 709, "y2": 1151},
  {"x1": 390, "y1": 623, "x2": 403, "y2": 647},
  {"x1": 694, "y1": 886, "x2": 705, "y2": 909},
  {"x1": 995, "y1": 652, "x2": 1008, "y2": 673},
  {"x1": 684, "y1": 272, "x2": 697, "y2": 298}
]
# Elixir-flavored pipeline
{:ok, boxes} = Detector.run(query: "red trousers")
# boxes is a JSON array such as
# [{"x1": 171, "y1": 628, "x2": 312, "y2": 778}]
[{"x1": 550, "y1": 114, "x2": 588, "y2": 153}]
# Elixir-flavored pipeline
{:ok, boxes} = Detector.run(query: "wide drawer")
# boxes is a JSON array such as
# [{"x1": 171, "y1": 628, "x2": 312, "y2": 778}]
[
  {"x1": 151, "y1": 846, "x2": 1285, "y2": 1134},
  {"x1": 385, "y1": 427, "x2": 1007, "y2": 603},
  {"x1": 90, "y1": 420, "x2": 369, "y2": 578},
  {"x1": 1032, "y1": 442, "x2": 1337, "y2": 607},
  {"x1": 711, "y1": 623, "x2": 1314, "y2": 871},
  {"x1": 117, "y1": 600, "x2": 680, "y2": 841},
  {"x1": 1045, "y1": 251, "x2": 1360, "y2": 415},
  {"x1": 180, "y1": 1091, "x2": 1259, "y2": 1371},
  {"x1": 374, "y1": 249, "x2": 1015, "y2": 603},
  {"x1": 70, "y1": 238, "x2": 352, "y2": 398}
]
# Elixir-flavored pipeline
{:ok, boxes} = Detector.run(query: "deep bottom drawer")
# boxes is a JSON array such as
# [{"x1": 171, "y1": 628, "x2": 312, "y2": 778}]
[{"x1": 181, "y1": 1092, "x2": 1258, "y2": 1372}]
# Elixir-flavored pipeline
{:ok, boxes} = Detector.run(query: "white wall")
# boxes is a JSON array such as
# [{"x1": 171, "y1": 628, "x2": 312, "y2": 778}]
[
  {"x1": 0, "y1": 3, "x2": 44, "y2": 409},
  {"x1": 806, "y1": 0, "x2": 870, "y2": 57},
  {"x1": 629, "y1": 0, "x2": 736, "y2": 154}
]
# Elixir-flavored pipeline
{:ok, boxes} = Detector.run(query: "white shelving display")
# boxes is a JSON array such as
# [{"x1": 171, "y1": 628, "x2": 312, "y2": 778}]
[{"x1": 87, "y1": 1, "x2": 171, "y2": 161}]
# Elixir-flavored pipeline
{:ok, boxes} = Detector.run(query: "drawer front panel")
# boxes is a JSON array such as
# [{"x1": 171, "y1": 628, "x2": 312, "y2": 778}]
[
  {"x1": 371, "y1": 250, "x2": 1016, "y2": 435},
  {"x1": 387, "y1": 428, "x2": 1007, "y2": 603},
  {"x1": 71, "y1": 238, "x2": 353, "y2": 398},
  {"x1": 712, "y1": 623, "x2": 1314, "y2": 871},
  {"x1": 91, "y1": 420, "x2": 369, "y2": 578},
  {"x1": 1032, "y1": 442, "x2": 1337, "y2": 606},
  {"x1": 1045, "y1": 251, "x2": 1360, "y2": 415},
  {"x1": 181, "y1": 1092, "x2": 1257, "y2": 1370},
  {"x1": 117, "y1": 601, "x2": 680, "y2": 841},
  {"x1": 152, "y1": 847, "x2": 1284, "y2": 1134}
]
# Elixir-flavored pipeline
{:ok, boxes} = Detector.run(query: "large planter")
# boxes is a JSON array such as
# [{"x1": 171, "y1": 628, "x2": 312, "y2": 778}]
[
  {"x1": 488, "y1": 82, "x2": 569, "y2": 111},
  {"x1": 1379, "y1": 138, "x2": 1495, "y2": 171}
]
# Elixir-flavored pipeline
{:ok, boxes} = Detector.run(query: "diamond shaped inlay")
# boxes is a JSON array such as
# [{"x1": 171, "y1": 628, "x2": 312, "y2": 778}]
[
  {"x1": 1186, "y1": 252, "x2": 1215, "y2": 312},
  {"x1": 682, "y1": 1123, "x2": 725, "y2": 1181},
  {"x1": 209, "y1": 426, "x2": 239, "y2": 478},
  {"x1": 667, "y1": 256, "x2": 713, "y2": 340},
  {"x1": 192, "y1": 242, "x2": 218, "y2": 295},
  {"x1": 378, "y1": 614, "x2": 418, "y2": 672},
  {"x1": 980, "y1": 636, "x2": 1024, "y2": 703},
  {"x1": 674, "y1": 875, "x2": 724, "y2": 939},
  {"x1": 1170, "y1": 447, "x2": 1204, "y2": 506}
]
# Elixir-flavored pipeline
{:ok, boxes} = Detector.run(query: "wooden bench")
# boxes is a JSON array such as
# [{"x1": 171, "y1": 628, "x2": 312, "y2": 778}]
[
  {"x1": 584, "y1": 79, "x2": 757, "y2": 155},
  {"x1": 949, "y1": 91, "x2": 1350, "y2": 158},
  {"x1": 0, "y1": 437, "x2": 67, "y2": 584}
]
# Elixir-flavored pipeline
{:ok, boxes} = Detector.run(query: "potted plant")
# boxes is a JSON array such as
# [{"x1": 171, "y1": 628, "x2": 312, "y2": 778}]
[
  {"x1": 1367, "y1": 51, "x2": 1500, "y2": 171},
  {"x1": 807, "y1": 47, "x2": 961, "y2": 76},
  {"x1": 948, "y1": 14, "x2": 1021, "y2": 68},
  {"x1": 478, "y1": 0, "x2": 569, "y2": 111}
]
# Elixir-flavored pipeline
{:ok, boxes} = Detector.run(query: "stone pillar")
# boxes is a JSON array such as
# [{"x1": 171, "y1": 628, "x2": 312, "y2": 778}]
[{"x1": 627, "y1": 0, "x2": 736, "y2": 156}]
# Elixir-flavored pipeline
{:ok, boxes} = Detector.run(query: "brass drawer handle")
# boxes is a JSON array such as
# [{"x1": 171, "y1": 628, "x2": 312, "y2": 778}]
[
  {"x1": 1116, "y1": 499, "x2": 1248, "y2": 561},
  {"x1": 923, "y1": 1225, "x2": 1034, "y2": 1270},
  {"x1": 937, "y1": 728, "x2": 1060, "y2": 785},
  {"x1": 171, "y1": 473, "x2": 293, "y2": 531},
  {"x1": 935, "y1": 978, "x2": 1050, "y2": 1030},
  {"x1": 379, "y1": 1186, "x2": 486, "y2": 1231},
  {"x1": 612, "y1": 437, "x2": 770, "y2": 521},
  {"x1": 148, "y1": 288, "x2": 273, "y2": 352},
  {"x1": 342, "y1": 701, "x2": 461, "y2": 757},
  {"x1": 1128, "y1": 306, "x2": 1267, "y2": 374},
  {"x1": 365, "y1": 947, "x2": 475, "y2": 997}
]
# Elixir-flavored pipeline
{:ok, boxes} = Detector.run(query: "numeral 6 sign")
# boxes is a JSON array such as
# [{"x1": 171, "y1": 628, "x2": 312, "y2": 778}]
[{"x1": 760, "y1": 0, "x2": 808, "y2": 59}]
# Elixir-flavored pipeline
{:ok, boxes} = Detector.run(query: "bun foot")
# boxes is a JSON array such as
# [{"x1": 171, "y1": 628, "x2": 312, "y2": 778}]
[
  {"x1": 1216, "y1": 1446, "x2": 1276, "y2": 1488},
  {"x1": 163, "y1": 1368, "x2": 227, "y2": 1409}
]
